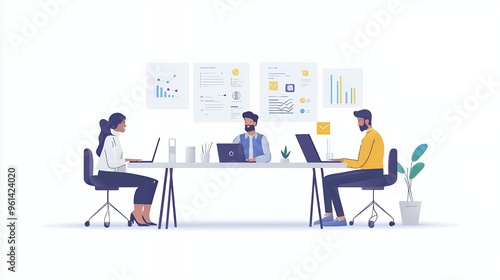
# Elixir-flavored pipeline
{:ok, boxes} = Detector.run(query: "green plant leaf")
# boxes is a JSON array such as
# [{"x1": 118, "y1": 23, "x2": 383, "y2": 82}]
[
  {"x1": 411, "y1": 144, "x2": 428, "y2": 162},
  {"x1": 397, "y1": 162, "x2": 405, "y2": 174},
  {"x1": 409, "y1": 162, "x2": 425, "y2": 179},
  {"x1": 281, "y1": 146, "x2": 290, "y2": 159}
]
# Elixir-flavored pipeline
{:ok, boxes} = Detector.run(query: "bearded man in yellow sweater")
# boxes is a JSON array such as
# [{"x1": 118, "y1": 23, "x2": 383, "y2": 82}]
[{"x1": 316, "y1": 109, "x2": 384, "y2": 226}]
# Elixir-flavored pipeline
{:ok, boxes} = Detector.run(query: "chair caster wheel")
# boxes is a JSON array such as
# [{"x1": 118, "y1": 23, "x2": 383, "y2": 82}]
[
  {"x1": 104, "y1": 222, "x2": 110, "y2": 228},
  {"x1": 85, "y1": 221, "x2": 90, "y2": 227},
  {"x1": 368, "y1": 221, "x2": 375, "y2": 228},
  {"x1": 349, "y1": 221, "x2": 354, "y2": 226},
  {"x1": 128, "y1": 221, "x2": 132, "y2": 227},
  {"x1": 389, "y1": 221, "x2": 395, "y2": 226}
]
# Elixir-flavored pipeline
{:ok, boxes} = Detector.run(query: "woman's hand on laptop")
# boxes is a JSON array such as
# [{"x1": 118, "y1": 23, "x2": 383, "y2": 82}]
[
  {"x1": 247, "y1": 158, "x2": 256, "y2": 162},
  {"x1": 126, "y1": 158, "x2": 142, "y2": 162},
  {"x1": 330, "y1": 158, "x2": 343, "y2": 163}
]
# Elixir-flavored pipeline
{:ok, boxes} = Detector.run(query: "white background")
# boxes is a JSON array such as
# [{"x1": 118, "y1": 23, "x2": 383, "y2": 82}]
[{"x1": 1, "y1": 0, "x2": 499, "y2": 279}]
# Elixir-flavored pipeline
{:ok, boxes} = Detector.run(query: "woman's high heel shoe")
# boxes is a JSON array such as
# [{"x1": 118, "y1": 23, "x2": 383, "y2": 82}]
[
  {"x1": 142, "y1": 216, "x2": 157, "y2": 226},
  {"x1": 130, "y1": 213, "x2": 149, "y2": 226}
]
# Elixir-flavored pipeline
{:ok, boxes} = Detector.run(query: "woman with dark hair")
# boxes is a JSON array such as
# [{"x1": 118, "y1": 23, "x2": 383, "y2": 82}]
[{"x1": 95, "y1": 112, "x2": 158, "y2": 227}]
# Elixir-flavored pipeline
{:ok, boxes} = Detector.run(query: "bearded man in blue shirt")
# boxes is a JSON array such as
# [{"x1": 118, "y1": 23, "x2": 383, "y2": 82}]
[{"x1": 233, "y1": 111, "x2": 271, "y2": 163}]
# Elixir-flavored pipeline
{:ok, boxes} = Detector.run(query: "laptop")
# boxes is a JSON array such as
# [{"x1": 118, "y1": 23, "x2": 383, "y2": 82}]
[
  {"x1": 295, "y1": 134, "x2": 341, "y2": 163},
  {"x1": 217, "y1": 143, "x2": 249, "y2": 163},
  {"x1": 134, "y1": 137, "x2": 161, "y2": 163}
]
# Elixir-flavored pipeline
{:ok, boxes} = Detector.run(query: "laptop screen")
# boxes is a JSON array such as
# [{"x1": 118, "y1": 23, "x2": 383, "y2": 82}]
[
  {"x1": 295, "y1": 134, "x2": 322, "y2": 162},
  {"x1": 150, "y1": 137, "x2": 161, "y2": 161},
  {"x1": 134, "y1": 137, "x2": 160, "y2": 163},
  {"x1": 217, "y1": 143, "x2": 246, "y2": 163}
]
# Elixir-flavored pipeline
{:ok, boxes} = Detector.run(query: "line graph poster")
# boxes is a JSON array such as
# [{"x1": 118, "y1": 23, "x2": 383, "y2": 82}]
[
  {"x1": 260, "y1": 63, "x2": 317, "y2": 121},
  {"x1": 147, "y1": 63, "x2": 189, "y2": 109},
  {"x1": 323, "y1": 68, "x2": 363, "y2": 108}
]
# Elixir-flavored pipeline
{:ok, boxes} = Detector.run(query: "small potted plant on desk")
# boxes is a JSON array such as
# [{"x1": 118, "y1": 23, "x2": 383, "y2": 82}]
[
  {"x1": 397, "y1": 143, "x2": 428, "y2": 225},
  {"x1": 280, "y1": 146, "x2": 291, "y2": 163}
]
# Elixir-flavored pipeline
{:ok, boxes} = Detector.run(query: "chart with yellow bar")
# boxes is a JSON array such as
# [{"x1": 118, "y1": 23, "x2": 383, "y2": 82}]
[{"x1": 323, "y1": 68, "x2": 363, "y2": 108}]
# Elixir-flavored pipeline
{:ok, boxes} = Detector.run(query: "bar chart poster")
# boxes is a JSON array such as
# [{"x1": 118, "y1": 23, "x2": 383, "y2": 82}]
[
  {"x1": 146, "y1": 63, "x2": 189, "y2": 109},
  {"x1": 260, "y1": 63, "x2": 317, "y2": 122},
  {"x1": 323, "y1": 68, "x2": 363, "y2": 108},
  {"x1": 193, "y1": 63, "x2": 250, "y2": 122}
]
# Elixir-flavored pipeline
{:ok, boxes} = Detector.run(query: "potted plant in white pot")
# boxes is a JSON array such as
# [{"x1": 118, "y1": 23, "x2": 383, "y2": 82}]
[
  {"x1": 280, "y1": 146, "x2": 291, "y2": 163},
  {"x1": 397, "y1": 143, "x2": 427, "y2": 225}
]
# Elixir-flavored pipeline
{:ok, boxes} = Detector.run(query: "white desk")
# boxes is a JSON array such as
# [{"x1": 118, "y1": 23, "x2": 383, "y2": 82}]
[{"x1": 129, "y1": 162, "x2": 347, "y2": 229}]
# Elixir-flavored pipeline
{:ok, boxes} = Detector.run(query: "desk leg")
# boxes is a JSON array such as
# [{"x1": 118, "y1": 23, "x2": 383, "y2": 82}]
[
  {"x1": 309, "y1": 169, "x2": 315, "y2": 227},
  {"x1": 157, "y1": 168, "x2": 169, "y2": 229},
  {"x1": 166, "y1": 168, "x2": 172, "y2": 229},
  {"x1": 166, "y1": 168, "x2": 176, "y2": 229},
  {"x1": 309, "y1": 168, "x2": 324, "y2": 229},
  {"x1": 170, "y1": 168, "x2": 177, "y2": 227},
  {"x1": 317, "y1": 168, "x2": 325, "y2": 229}
]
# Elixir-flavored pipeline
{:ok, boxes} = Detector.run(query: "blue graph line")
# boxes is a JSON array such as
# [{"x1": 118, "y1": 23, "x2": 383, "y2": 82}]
[{"x1": 330, "y1": 75, "x2": 333, "y2": 104}]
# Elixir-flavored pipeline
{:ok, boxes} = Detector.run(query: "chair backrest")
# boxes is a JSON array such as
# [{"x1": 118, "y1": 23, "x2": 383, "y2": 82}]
[
  {"x1": 83, "y1": 148, "x2": 120, "y2": 191},
  {"x1": 386, "y1": 148, "x2": 398, "y2": 185},
  {"x1": 83, "y1": 148, "x2": 94, "y2": 186}
]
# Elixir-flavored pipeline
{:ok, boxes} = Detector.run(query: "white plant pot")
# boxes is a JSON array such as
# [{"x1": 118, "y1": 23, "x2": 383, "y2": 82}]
[
  {"x1": 280, "y1": 158, "x2": 289, "y2": 163},
  {"x1": 399, "y1": 201, "x2": 422, "y2": 225}
]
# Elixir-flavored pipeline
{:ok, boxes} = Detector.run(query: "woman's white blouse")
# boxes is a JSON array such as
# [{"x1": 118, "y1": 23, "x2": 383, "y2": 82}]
[{"x1": 96, "y1": 130, "x2": 126, "y2": 172}]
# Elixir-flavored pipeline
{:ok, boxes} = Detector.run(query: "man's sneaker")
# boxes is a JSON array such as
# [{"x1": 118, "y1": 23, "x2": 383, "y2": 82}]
[
  {"x1": 323, "y1": 218, "x2": 347, "y2": 227},
  {"x1": 313, "y1": 215, "x2": 334, "y2": 225}
]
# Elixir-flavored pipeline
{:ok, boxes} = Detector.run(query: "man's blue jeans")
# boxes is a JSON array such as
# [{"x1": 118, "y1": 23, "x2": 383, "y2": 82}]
[{"x1": 322, "y1": 169, "x2": 383, "y2": 216}]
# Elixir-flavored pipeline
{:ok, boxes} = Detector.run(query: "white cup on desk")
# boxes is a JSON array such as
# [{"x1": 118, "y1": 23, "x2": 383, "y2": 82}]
[
  {"x1": 200, "y1": 153, "x2": 210, "y2": 163},
  {"x1": 185, "y1": 146, "x2": 195, "y2": 163}
]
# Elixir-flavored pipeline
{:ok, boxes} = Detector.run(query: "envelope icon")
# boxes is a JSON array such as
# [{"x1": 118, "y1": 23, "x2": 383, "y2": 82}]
[
  {"x1": 317, "y1": 122, "x2": 330, "y2": 135},
  {"x1": 269, "y1": 81, "x2": 278, "y2": 91}
]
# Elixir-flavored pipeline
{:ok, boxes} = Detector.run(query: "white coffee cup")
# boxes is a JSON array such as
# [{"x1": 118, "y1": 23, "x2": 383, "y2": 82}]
[{"x1": 186, "y1": 146, "x2": 195, "y2": 163}]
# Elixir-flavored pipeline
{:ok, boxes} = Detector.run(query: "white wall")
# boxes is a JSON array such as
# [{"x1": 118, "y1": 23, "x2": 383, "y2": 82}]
[{"x1": 1, "y1": 0, "x2": 499, "y2": 279}]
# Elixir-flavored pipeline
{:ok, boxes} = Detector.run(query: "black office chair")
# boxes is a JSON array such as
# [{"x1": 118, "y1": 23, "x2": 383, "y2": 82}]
[
  {"x1": 341, "y1": 148, "x2": 398, "y2": 228},
  {"x1": 83, "y1": 148, "x2": 132, "y2": 228}
]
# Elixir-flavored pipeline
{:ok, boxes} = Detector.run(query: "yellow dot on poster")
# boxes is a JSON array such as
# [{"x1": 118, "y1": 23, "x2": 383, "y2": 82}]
[
  {"x1": 300, "y1": 98, "x2": 306, "y2": 103},
  {"x1": 232, "y1": 69, "x2": 239, "y2": 76}
]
